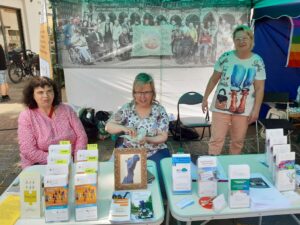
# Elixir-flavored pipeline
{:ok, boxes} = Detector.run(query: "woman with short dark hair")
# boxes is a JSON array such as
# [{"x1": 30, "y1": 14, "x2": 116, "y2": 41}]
[{"x1": 18, "y1": 76, "x2": 87, "y2": 169}]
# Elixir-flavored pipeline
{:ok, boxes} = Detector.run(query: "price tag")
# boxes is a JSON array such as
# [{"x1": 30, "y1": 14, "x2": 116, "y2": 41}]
[
  {"x1": 59, "y1": 149, "x2": 70, "y2": 154},
  {"x1": 59, "y1": 140, "x2": 70, "y2": 145},
  {"x1": 87, "y1": 144, "x2": 98, "y2": 150},
  {"x1": 55, "y1": 159, "x2": 67, "y2": 164},
  {"x1": 87, "y1": 156, "x2": 97, "y2": 161},
  {"x1": 85, "y1": 168, "x2": 96, "y2": 174}
]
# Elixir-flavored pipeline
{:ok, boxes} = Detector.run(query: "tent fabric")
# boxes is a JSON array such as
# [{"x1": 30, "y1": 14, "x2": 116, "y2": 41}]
[
  {"x1": 253, "y1": 2, "x2": 300, "y2": 19},
  {"x1": 253, "y1": 16, "x2": 300, "y2": 100}
]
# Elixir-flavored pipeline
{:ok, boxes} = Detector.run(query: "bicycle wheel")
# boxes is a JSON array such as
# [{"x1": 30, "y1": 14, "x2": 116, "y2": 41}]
[{"x1": 8, "y1": 64, "x2": 23, "y2": 83}]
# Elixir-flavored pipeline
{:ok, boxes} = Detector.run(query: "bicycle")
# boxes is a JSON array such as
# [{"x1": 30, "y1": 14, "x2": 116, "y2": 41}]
[{"x1": 8, "y1": 49, "x2": 40, "y2": 83}]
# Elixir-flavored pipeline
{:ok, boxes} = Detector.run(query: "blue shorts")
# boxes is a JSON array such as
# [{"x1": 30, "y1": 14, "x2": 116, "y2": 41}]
[{"x1": 0, "y1": 70, "x2": 7, "y2": 84}]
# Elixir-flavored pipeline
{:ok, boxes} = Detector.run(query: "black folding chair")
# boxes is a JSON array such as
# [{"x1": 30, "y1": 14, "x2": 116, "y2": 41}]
[{"x1": 175, "y1": 91, "x2": 211, "y2": 147}]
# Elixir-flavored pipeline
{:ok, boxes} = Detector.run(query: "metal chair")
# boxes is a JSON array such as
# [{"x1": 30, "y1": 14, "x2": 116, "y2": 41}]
[
  {"x1": 175, "y1": 91, "x2": 211, "y2": 146},
  {"x1": 256, "y1": 92, "x2": 294, "y2": 152}
]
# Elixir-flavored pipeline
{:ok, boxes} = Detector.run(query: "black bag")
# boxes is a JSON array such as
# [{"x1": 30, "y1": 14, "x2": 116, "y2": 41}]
[
  {"x1": 79, "y1": 108, "x2": 98, "y2": 141},
  {"x1": 95, "y1": 110, "x2": 111, "y2": 140},
  {"x1": 169, "y1": 120, "x2": 199, "y2": 141}
]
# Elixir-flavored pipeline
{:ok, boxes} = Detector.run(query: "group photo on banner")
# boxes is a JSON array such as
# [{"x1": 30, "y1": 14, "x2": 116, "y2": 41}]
[{"x1": 55, "y1": 2, "x2": 249, "y2": 68}]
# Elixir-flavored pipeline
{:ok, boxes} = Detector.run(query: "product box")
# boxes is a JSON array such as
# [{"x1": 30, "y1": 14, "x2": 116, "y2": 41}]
[
  {"x1": 46, "y1": 164, "x2": 69, "y2": 176},
  {"x1": 172, "y1": 154, "x2": 192, "y2": 194},
  {"x1": 48, "y1": 144, "x2": 71, "y2": 156},
  {"x1": 76, "y1": 149, "x2": 98, "y2": 162},
  {"x1": 74, "y1": 173, "x2": 98, "y2": 221},
  {"x1": 20, "y1": 172, "x2": 41, "y2": 218},
  {"x1": 75, "y1": 161, "x2": 98, "y2": 174},
  {"x1": 275, "y1": 152, "x2": 296, "y2": 191},
  {"x1": 47, "y1": 153, "x2": 71, "y2": 165},
  {"x1": 44, "y1": 174, "x2": 69, "y2": 222},
  {"x1": 228, "y1": 164, "x2": 250, "y2": 208},
  {"x1": 197, "y1": 156, "x2": 217, "y2": 197}
]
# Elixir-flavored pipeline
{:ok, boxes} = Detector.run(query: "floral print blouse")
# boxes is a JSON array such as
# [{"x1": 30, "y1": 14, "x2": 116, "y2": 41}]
[{"x1": 111, "y1": 101, "x2": 169, "y2": 157}]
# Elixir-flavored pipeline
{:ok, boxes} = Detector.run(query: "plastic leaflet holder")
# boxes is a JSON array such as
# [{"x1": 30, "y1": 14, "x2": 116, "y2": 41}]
[
  {"x1": 74, "y1": 173, "x2": 98, "y2": 221},
  {"x1": 275, "y1": 152, "x2": 296, "y2": 192},
  {"x1": 197, "y1": 156, "x2": 217, "y2": 198},
  {"x1": 44, "y1": 174, "x2": 69, "y2": 222},
  {"x1": 172, "y1": 154, "x2": 191, "y2": 194}
]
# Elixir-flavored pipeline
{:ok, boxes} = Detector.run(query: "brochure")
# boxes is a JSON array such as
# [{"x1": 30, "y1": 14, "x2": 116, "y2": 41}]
[
  {"x1": 109, "y1": 191, "x2": 131, "y2": 222},
  {"x1": 131, "y1": 191, "x2": 154, "y2": 220}
]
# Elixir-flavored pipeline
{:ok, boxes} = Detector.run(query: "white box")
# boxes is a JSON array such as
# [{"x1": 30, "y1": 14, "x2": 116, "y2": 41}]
[
  {"x1": 48, "y1": 144, "x2": 71, "y2": 155},
  {"x1": 47, "y1": 153, "x2": 71, "y2": 165},
  {"x1": 275, "y1": 152, "x2": 296, "y2": 191},
  {"x1": 228, "y1": 164, "x2": 250, "y2": 208},
  {"x1": 267, "y1": 136, "x2": 287, "y2": 169},
  {"x1": 197, "y1": 156, "x2": 217, "y2": 197},
  {"x1": 20, "y1": 172, "x2": 41, "y2": 218},
  {"x1": 74, "y1": 173, "x2": 98, "y2": 221},
  {"x1": 44, "y1": 174, "x2": 69, "y2": 222},
  {"x1": 77, "y1": 150, "x2": 98, "y2": 162},
  {"x1": 46, "y1": 164, "x2": 69, "y2": 175},
  {"x1": 172, "y1": 154, "x2": 191, "y2": 194},
  {"x1": 75, "y1": 161, "x2": 98, "y2": 174}
]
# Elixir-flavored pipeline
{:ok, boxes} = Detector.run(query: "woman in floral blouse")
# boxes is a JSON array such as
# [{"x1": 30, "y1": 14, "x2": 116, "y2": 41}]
[{"x1": 105, "y1": 72, "x2": 170, "y2": 197}]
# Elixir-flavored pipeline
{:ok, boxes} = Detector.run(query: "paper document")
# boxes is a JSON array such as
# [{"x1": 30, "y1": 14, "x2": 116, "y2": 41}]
[
  {"x1": 0, "y1": 195, "x2": 21, "y2": 225},
  {"x1": 250, "y1": 173, "x2": 290, "y2": 210}
]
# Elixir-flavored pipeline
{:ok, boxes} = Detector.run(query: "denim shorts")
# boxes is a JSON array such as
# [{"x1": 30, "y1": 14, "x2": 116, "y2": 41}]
[{"x1": 0, "y1": 70, "x2": 7, "y2": 84}]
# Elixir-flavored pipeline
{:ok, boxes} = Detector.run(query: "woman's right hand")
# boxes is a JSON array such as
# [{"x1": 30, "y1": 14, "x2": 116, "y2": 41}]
[
  {"x1": 123, "y1": 126, "x2": 136, "y2": 137},
  {"x1": 202, "y1": 98, "x2": 208, "y2": 113}
]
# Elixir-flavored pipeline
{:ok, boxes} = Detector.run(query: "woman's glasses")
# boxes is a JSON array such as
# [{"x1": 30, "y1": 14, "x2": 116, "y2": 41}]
[{"x1": 134, "y1": 91, "x2": 153, "y2": 97}]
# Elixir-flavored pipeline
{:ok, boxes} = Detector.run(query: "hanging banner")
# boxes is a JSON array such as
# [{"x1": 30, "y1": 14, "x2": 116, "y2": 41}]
[
  {"x1": 39, "y1": 0, "x2": 53, "y2": 78},
  {"x1": 54, "y1": 2, "x2": 249, "y2": 68},
  {"x1": 286, "y1": 17, "x2": 300, "y2": 68}
]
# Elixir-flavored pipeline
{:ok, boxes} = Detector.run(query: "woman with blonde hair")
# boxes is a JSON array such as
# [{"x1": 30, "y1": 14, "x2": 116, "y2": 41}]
[
  {"x1": 106, "y1": 72, "x2": 170, "y2": 197},
  {"x1": 202, "y1": 25, "x2": 266, "y2": 155}
]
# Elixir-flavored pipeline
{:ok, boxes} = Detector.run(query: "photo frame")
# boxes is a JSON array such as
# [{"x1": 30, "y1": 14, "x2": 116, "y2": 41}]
[{"x1": 114, "y1": 148, "x2": 147, "y2": 190}]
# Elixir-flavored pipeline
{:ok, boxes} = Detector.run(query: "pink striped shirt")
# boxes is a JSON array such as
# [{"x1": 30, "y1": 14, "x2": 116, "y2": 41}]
[{"x1": 18, "y1": 104, "x2": 88, "y2": 169}]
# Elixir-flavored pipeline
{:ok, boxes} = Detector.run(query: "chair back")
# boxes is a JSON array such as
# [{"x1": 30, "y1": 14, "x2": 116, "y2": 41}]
[
  {"x1": 178, "y1": 92, "x2": 203, "y2": 106},
  {"x1": 263, "y1": 92, "x2": 289, "y2": 103}
]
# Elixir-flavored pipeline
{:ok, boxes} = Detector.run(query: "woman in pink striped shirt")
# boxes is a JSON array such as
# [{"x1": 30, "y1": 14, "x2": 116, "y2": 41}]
[{"x1": 18, "y1": 76, "x2": 88, "y2": 169}]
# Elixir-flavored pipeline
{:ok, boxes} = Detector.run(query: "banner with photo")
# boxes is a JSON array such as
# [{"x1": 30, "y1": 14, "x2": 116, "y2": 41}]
[{"x1": 54, "y1": 2, "x2": 250, "y2": 68}]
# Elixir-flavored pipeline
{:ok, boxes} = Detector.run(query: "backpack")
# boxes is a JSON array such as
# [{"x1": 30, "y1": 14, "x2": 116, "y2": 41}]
[
  {"x1": 169, "y1": 120, "x2": 199, "y2": 141},
  {"x1": 95, "y1": 110, "x2": 111, "y2": 140},
  {"x1": 79, "y1": 108, "x2": 98, "y2": 142}
]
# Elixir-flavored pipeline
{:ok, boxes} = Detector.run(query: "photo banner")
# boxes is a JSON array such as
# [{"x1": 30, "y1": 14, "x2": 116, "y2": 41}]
[
  {"x1": 132, "y1": 25, "x2": 172, "y2": 56},
  {"x1": 54, "y1": 2, "x2": 250, "y2": 68}
]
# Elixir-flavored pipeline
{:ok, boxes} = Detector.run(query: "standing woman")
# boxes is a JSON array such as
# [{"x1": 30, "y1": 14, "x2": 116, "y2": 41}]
[
  {"x1": 0, "y1": 44, "x2": 10, "y2": 102},
  {"x1": 105, "y1": 73, "x2": 170, "y2": 197},
  {"x1": 18, "y1": 76, "x2": 88, "y2": 168},
  {"x1": 202, "y1": 25, "x2": 266, "y2": 155}
]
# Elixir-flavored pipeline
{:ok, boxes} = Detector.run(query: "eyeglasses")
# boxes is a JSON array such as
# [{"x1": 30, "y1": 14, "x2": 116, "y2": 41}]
[
  {"x1": 134, "y1": 91, "x2": 153, "y2": 96},
  {"x1": 234, "y1": 37, "x2": 250, "y2": 42}
]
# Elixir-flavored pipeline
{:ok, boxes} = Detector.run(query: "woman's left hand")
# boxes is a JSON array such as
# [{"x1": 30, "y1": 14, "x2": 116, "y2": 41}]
[{"x1": 248, "y1": 110, "x2": 259, "y2": 124}]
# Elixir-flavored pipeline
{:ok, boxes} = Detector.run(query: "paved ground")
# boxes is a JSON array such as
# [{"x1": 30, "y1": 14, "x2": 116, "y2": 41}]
[{"x1": 1, "y1": 77, "x2": 300, "y2": 224}]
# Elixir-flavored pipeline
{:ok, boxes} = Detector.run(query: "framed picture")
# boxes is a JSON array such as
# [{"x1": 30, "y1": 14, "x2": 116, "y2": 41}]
[{"x1": 114, "y1": 148, "x2": 147, "y2": 190}]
